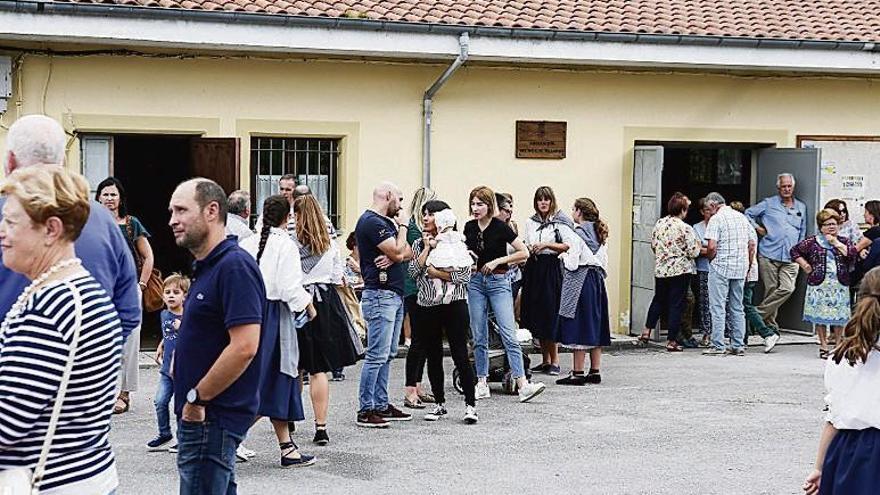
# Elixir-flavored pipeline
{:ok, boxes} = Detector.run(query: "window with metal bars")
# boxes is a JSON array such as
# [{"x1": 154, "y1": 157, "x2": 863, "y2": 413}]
[{"x1": 250, "y1": 137, "x2": 340, "y2": 228}]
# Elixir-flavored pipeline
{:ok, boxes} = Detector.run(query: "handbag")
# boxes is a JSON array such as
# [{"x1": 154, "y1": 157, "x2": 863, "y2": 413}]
[
  {"x1": 124, "y1": 216, "x2": 164, "y2": 312},
  {"x1": 0, "y1": 281, "x2": 84, "y2": 494}
]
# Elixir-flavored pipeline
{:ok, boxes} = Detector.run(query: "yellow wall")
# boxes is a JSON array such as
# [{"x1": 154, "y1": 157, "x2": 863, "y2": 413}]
[{"x1": 3, "y1": 53, "x2": 880, "y2": 333}]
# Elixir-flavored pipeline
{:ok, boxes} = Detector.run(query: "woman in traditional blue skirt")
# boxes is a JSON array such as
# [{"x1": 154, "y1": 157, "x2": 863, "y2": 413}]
[
  {"x1": 520, "y1": 186, "x2": 574, "y2": 376},
  {"x1": 293, "y1": 195, "x2": 362, "y2": 447},
  {"x1": 554, "y1": 198, "x2": 611, "y2": 386},
  {"x1": 241, "y1": 195, "x2": 316, "y2": 468},
  {"x1": 803, "y1": 268, "x2": 880, "y2": 495}
]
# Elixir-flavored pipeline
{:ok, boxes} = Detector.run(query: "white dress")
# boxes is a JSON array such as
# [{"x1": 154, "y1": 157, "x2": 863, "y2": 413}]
[{"x1": 426, "y1": 230, "x2": 473, "y2": 269}]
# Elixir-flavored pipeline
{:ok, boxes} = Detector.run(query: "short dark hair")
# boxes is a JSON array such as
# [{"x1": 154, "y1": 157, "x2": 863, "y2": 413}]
[
  {"x1": 194, "y1": 179, "x2": 228, "y2": 225},
  {"x1": 422, "y1": 199, "x2": 451, "y2": 215},
  {"x1": 345, "y1": 231, "x2": 357, "y2": 251},
  {"x1": 667, "y1": 192, "x2": 690, "y2": 216},
  {"x1": 280, "y1": 174, "x2": 297, "y2": 184}
]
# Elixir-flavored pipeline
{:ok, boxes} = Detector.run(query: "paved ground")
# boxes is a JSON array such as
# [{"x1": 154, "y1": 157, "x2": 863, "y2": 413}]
[{"x1": 113, "y1": 343, "x2": 825, "y2": 495}]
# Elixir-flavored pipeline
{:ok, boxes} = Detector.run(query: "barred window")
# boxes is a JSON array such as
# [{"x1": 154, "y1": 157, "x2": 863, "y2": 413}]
[{"x1": 251, "y1": 137, "x2": 340, "y2": 227}]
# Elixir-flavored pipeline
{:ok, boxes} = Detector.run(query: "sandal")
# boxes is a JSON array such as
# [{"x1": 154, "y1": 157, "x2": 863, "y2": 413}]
[
  {"x1": 666, "y1": 343, "x2": 683, "y2": 352},
  {"x1": 637, "y1": 331, "x2": 652, "y2": 344},
  {"x1": 417, "y1": 391, "x2": 435, "y2": 404},
  {"x1": 113, "y1": 395, "x2": 130, "y2": 415},
  {"x1": 403, "y1": 396, "x2": 425, "y2": 409},
  {"x1": 819, "y1": 348, "x2": 830, "y2": 360}
]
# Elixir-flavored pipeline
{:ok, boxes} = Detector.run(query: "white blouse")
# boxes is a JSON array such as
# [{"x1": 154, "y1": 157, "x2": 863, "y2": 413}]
[
  {"x1": 824, "y1": 349, "x2": 880, "y2": 430},
  {"x1": 240, "y1": 228, "x2": 312, "y2": 312},
  {"x1": 524, "y1": 217, "x2": 564, "y2": 255},
  {"x1": 558, "y1": 225, "x2": 608, "y2": 273},
  {"x1": 300, "y1": 240, "x2": 344, "y2": 286}
]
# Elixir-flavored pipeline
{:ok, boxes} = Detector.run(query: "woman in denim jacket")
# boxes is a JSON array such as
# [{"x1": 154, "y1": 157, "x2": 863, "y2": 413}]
[{"x1": 790, "y1": 209, "x2": 859, "y2": 359}]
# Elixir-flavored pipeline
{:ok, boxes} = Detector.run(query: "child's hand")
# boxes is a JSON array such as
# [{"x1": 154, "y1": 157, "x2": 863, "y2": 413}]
[
  {"x1": 172, "y1": 319, "x2": 181, "y2": 330},
  {"x1": 802, "y1": 469, "x2": 821, "y2": 495}
]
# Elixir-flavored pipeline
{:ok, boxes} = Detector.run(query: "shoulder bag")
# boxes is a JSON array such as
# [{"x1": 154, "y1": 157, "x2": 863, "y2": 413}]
[
  {"x1": 0, "y1": 281, "x2": 84, "y2": 494},
  {"x1": 125, "y1": 216, "x2": 164, "y2": 313}
]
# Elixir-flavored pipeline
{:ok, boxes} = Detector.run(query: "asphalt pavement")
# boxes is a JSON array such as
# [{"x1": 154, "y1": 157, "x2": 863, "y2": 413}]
[{"x1": 112, "y1": 343, "x2": 825, "y2": 495}]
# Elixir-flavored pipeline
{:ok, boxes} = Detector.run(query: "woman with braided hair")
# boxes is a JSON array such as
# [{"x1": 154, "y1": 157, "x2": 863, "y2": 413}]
[
  {"x1": 294, "y1": 194, "x2": 361, "y2": 446},
  {"x1": 241, "y1": 195, "x2": 317, "y2": 467}
]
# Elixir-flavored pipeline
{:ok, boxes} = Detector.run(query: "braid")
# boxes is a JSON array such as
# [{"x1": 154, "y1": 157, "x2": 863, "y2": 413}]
[{"x1": 256, "y1": 222, "x2": 272, "y2": 264}]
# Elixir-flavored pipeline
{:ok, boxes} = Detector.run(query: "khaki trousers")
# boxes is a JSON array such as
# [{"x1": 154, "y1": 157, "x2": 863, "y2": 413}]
[{"x1": 756, "y1": 255, "x2": 800, "y2": 328}]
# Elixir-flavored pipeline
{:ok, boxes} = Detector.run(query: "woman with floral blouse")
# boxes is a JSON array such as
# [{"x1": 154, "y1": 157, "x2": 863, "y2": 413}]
[{"x1": 638, "y1": 192, "x2": 702, "y2": 352}]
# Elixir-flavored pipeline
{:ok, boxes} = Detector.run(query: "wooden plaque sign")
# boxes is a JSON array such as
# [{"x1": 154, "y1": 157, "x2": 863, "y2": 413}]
[{"x1": 516, "y1": 120, "x2": 567, "y2": 159}]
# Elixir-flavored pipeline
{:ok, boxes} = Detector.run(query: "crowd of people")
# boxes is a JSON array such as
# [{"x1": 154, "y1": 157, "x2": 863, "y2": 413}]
[{"x1": 2, "y1": 113, "x2": 880, "y2": 495}]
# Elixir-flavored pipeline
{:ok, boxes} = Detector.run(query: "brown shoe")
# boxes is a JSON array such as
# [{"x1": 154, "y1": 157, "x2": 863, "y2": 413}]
[
  {"x1": 356, "y1": 410, "x2": 389, "y2": 428},
  {"x1": 376, "y1": 404, "x2": 412, "y2": 422}
]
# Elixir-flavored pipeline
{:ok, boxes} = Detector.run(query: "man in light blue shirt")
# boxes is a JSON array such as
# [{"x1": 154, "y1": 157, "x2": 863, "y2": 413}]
[{"x1": 744, "y1": 173, "x2": 807, "y2": 330}]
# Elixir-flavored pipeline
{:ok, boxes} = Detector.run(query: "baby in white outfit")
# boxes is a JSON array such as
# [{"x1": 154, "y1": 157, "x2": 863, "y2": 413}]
[{"x1": 426, "y1": 209, "x2": 474, "y2": 304}]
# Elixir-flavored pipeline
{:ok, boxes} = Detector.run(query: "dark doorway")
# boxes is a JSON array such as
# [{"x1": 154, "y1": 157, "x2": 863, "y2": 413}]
[{"x1": 660, "y1": 146, "x2": 753, "y2": 221}]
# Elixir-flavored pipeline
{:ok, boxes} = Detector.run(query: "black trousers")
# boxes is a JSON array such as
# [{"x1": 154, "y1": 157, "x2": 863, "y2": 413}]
[
  {"x1": 405, "y1": 299, "x2": 476, "y2": 407},
  {"x1": 645, "y1": 274, "x2": 691, "y2": 343}
]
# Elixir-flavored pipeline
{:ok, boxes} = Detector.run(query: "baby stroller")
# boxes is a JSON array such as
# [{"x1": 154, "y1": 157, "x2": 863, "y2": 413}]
[{"x1": 453, "y1": 313, "x2": 532, "y2": 395}]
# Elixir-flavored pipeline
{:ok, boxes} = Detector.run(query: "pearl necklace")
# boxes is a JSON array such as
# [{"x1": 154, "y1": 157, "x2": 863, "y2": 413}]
[{"x1": 1, "y1": 258, "x2": 82, "y2": 331}]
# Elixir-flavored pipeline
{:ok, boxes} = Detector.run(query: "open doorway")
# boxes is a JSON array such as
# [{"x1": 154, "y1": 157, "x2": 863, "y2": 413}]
[{"x1": 80, "y1": 133, "x2": 240, "y2": 348}]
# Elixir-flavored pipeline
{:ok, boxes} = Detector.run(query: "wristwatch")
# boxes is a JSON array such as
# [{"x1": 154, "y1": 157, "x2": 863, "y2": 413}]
[{"x1": 186, "y1": 388, "x2": 209, "y2": 406}]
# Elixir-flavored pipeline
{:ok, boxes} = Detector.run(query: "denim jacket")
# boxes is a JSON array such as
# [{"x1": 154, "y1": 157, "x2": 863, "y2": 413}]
[{"x1": 789, "y1": 235, "x2": 858, "y2": 286}]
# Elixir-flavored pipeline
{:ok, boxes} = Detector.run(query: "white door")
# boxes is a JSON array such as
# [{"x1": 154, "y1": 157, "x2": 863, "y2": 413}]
[
  {"x1": 755, "y1": 147, "x2": 821, "y2": 334},
  {"x1": 631, "y1": 146, "x2": 664, "y2": 338}
]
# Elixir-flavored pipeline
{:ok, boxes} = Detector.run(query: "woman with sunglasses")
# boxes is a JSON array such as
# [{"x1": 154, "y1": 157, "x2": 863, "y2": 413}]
[
  {"x1": 790, "y1": 209, "x2": 859, "y2": 359},
  {"x1": 464, "y1": 186, "x2": 546, "y2": 403}
]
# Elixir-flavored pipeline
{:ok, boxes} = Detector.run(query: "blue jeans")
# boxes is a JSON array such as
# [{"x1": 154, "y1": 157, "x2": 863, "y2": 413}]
[
  {"x1": 177, "y1": 420, "x2": 242, "y2": 495},
  {"x1": 358, "y1": 289, "x2": 403, "y2": 413},
  {"x1": 467, "y1": 272, "x2": 525, "y2": 379},
  {"x1": 154, "y1": 373, "x2": 174, "y2": 437},
  {"x1": 708, "y1": 268, "x2": 746, "y2": 350}
]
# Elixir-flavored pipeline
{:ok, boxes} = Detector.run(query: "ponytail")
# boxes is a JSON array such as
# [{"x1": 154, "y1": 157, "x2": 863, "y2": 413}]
[
  {"x1": 256, "y1": 194, "x2": 292, "y2": 264},
  {"x1": 256, "y1": 221, "x2": 271, "y2": 264},
  {"x1": 574, "y1": 197, "x2": 610, "y2": 246}
]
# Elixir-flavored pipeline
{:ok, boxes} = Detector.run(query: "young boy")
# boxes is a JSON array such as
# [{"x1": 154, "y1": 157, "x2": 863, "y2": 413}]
[{"x1": 147, "y1": 273, "x2": 189, "y2": 451}]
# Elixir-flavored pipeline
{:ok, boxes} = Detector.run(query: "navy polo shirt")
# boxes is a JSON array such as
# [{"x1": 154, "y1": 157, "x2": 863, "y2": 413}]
[
  {"x1": 173, "y1": 237, "x2": 266, "y2": 436},
  {"x1": 355, "y1": 210, "x2": 405, "y2": 295}
]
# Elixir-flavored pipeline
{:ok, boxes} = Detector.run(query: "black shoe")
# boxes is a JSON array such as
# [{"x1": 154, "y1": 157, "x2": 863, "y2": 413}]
[
  {"x1": 147, "y1": 433, "x2": 174, "y2": 451},
  {"x1": 313, "y1": 428, "x2": 329, "y2": 446},
  {"x1": 555, "y1": 372, "x2": 587, "y2": 386},
  {"x1": 356, "y1": 410, "x2": 389, "y2": 428},
  {"x1": 584, "y1": 372, "x2": 601, "y2": 384},
  {"x1": 376, "y1": 404, "x2": 412, "y2": 421},
  {"x1": 302, "y1": 374, "x2": 310, "y2": 386},
  {"x1": 331, "y1": 371, "x2": 345, "y2": 381},
  {"x1": 530, "y1": 363, "x2": 551, "y2": 373}
]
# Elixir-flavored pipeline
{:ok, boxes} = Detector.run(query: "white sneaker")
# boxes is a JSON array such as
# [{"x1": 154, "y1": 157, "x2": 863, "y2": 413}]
[
  {"x1": 475, "y1": 382, "x2": 491, "y2": 400},
  {"x1": 518, "y1": 381, "x2": 546, "y2": 403},
  {"x1": 463, "y1": 405, "x2": 478, "y2": 424},
  {"x1": 764, "y1": 333, "x2": 780, "y2": 353},
  {"x1": 424, "y1": 404, "x2": 447, "y2": 421},
  {"x1": 235, "y1": 445, "x2": 251, "y2": 463}
]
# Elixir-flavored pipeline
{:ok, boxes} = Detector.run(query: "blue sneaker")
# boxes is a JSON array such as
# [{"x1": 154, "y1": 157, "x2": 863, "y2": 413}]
[
  {"x1": 547, "y1": 365, "x2": 561, "y2": 376},
  {"x1": 147, "y1": 434, "x2": 173, "y2": 452}
]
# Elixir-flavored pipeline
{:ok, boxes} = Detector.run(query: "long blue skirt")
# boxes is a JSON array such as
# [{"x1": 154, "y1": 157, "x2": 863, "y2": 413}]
[
  {"x1": 820, "y1": 428, "x2": 880, "y2": 495},
  {"x1": 257, "y1": 300, "x2": 305, "y2": 422},
  {"x1": 555, "y1": 269, "x2": 611, "y2": 348}
]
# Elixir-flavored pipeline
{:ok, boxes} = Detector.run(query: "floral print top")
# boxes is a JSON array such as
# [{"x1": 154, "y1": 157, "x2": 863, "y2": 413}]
[{"x1": 651, "y1": 215, "x2": 701, "y2": 278}]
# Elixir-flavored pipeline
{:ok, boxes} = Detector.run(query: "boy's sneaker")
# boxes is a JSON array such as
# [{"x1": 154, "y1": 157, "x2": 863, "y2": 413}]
[
  {"x1": 147, "y1": 434, "x2": 174, "y2": 452},
  {"x1": 167, "y1": 443, "x2": 178, "y2": 454},
  {"x1": 356, "y1": 410, "x2": 389, "y2": 428},
  {"x1": 702, "y1": 347, "x2": 726, "y2": 356},
  {"x1": 475, "y1": 382, "x2": 491, "y2": 400},
  {"x1": 424, "y1": 403, "x2": 448, "y2": 421},
  {"x1": 376, "y1": 404, "x2": 412, "y2": 421},
  {"x1": 764, "y1": 333, "x2": 780, "y2": 353},
  {"x1": 463, "y1": 405, "x2": 478, "y2": 424},
  {"x1": 518, "y1": 381, "x2": 546, "y2": 403},
  {"x1": 547, "y1": 365, "x2": 561, "y2": 376}
]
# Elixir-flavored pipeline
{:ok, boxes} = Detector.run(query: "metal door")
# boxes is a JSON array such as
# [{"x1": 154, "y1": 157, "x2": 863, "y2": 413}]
[
  {"x1": 631, "y1": 146, "x2": 664, "y2": 339},
  {"x1": 755, "y1": 147, "x2": 821, "y2": 333}
]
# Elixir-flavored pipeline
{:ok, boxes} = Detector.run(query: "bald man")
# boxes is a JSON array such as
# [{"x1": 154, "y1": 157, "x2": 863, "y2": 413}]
[
  {"x1": 354, "y1": 181, "x2": 413, "y2": 428},
  {"x1": 0, "y1": 115, "x2": 140, "y2": 342}
]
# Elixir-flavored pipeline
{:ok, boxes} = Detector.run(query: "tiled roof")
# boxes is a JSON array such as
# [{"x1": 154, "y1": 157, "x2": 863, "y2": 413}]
[{"x1": 55, "y1": 0, "x2": 880, "y2": 43}]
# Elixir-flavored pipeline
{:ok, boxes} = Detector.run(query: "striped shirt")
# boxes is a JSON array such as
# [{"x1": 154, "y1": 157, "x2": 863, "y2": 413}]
[
  {"x1": 0, "y1": 274, "x2": 122, "y2": 494},
  {"x1": 408, "y1": 238, "x2": 471, "y2": 307}
]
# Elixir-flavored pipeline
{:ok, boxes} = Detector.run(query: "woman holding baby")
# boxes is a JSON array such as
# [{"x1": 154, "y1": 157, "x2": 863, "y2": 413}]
[{"x1": 405, "y1": 199, "x2": 478, "y2": 423}]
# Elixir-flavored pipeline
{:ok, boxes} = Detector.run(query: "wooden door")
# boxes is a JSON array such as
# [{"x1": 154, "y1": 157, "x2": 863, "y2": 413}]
[{"x1": 190, "y1": 138, "x2": 240, "y2": 194}]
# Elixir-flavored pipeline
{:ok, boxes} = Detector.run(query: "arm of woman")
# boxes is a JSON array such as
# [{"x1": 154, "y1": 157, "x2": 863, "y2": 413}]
[
  {"x1": 790, "y1": 239, "x2": 813, "y2": 273},
  {"x1": 483, "y1": 238, "x2": 529, "y2": 274},
  {"x1": 803, "y1": 422, "x2": 838, "y2": 495},
  {"x1": 135, "y1": 236, "x2": 154, "y2": 285},
  {"x1": 855, "y1": 236, "x2": 873, "y2": 253}
]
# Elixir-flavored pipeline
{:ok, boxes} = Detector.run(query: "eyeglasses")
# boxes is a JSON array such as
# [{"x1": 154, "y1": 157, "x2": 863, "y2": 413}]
[{"x1": 821, "y1": 222, "x2": 838, "y2": 227}]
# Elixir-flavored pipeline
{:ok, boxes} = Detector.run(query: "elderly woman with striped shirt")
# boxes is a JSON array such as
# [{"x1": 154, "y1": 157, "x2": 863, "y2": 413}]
[{"x1": 0, "y1": 167, "x2": 122, "y2": 494}]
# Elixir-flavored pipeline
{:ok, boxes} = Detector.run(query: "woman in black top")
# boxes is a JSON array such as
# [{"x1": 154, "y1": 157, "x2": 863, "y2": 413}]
[
  {"x1": 855, "y1": 200, "x2": 880, "y2": 289},
  {"x1": 464, "y1": 186, "x2": 546, "y2": 403}
]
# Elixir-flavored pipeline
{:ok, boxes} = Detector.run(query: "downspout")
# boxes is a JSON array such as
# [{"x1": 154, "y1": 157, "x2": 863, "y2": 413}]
[{"x1": 422, "y1": 32, "x2": 469, "y2": 188}]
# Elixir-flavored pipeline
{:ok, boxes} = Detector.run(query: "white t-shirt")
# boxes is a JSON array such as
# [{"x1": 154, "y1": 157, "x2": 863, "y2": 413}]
[{"x1": 824, "y1": 348, "x2": 880, "y2": 430}]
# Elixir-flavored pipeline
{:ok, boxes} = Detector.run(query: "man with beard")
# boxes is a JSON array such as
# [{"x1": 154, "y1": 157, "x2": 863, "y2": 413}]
[
  {"x1": 355, "y1": 181, "x2": 413, "y2": 428},
  {"x1": 169, "y1": 178, "x2": 266, "y2": 494}
]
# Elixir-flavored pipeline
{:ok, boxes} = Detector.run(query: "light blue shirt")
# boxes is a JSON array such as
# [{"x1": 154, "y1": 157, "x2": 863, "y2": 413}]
[
  {"x1": 691, "y1": 221, "x2": 710, "y2": 272},
  {"x1": 745, "y1": 195, "x2": 807, "y2": 263}
]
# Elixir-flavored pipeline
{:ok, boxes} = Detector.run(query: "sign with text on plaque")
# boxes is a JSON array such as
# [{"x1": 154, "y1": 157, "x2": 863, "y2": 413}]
[{"x1": 516, "y1": 121, "x2": 567, "y2": 159}]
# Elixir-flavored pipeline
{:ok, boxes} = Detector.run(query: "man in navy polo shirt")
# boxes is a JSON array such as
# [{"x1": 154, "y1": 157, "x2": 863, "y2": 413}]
[
  {"x1": 355, "y1": 181, "x2": 414, "y2": 428},
  {"x1": 169, "y1": 178, "x2": 266, "y2": 495}
]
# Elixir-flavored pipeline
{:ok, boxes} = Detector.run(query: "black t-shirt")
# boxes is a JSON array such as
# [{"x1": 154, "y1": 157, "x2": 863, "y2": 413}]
[
  {"x1": 865, "y1": 226, "x2": 880, "y2": 242},
  {"x1": 355, "y1": 210, "x2": 405, "y2": 295},
  {"x1": 464, "y1": 218, "x2": 518, "y2": 270}
]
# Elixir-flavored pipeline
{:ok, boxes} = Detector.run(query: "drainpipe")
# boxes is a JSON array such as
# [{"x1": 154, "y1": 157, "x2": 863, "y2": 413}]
[{"x1": 422, "y1": 32, "x2": 469, "y2": 188}]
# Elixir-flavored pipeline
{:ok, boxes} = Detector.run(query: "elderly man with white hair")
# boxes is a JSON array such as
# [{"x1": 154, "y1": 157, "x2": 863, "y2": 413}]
[
  {"x1": 745, "y1": 173, "x2": 807, "y2": 331},
  {"x1": 702, "y1": 192, "x2": 757, "y2": 356},
  {"x1": 0, "y1": 114, "x2": 141, "y2": 343},
  {"x1": 225, "y1": 189, "x2": 254, "y2": 241}
]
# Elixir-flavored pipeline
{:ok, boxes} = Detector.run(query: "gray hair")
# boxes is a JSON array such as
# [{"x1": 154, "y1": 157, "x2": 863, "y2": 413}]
[
  {"x1": 227, "y1": 190, "x2": 250, "y2": 215},
  {"x1": 776, "y1": 173, "x2": 796, "y2": 187},
  {"x1": 293, "y1": 184, "x2": 311, "y2": 199},
  {"x1": 6, "y1": 114, "x2": 67, "y2": 168},
  {"x1": 705, "y1": 192, "x2": 726, "y2": 207}
]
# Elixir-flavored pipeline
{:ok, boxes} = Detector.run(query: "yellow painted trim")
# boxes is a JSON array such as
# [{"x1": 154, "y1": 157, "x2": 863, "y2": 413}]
[
  {"x1": 236, "y1": 119, "x2": 360, "y2": 232},
  {"x1": 616, "y1": 126, "x2": 790, "y2": 334}
]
